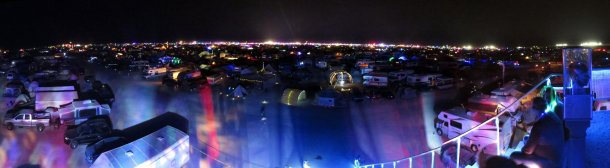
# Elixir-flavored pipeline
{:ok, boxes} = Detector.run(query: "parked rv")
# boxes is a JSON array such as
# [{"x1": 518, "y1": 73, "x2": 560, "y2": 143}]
[
  {"x1": 316, "y1": 61, "x2": 328, "y2": 69},
  {"x1": 436, "y1": 77, "x2": 455, "y2": 89},
  {"x1": 435, "y1": 109, "x2": 499, "y2": 152},
  {"x1": 388, "y1": 70, "x2": 414, "y2": 82},
  {"x1": 35, "y1": 82, "x2": 79, "y2": 111},
  {"x1": 56, "y1": 99, "x2": 111, "y2": 126},
  {"x1": 128, "y1": 60, "x2": 149, "y2": 71},
  {"x1": 406, "y1": 74, "x2": 443, "y2": 87},
  {"x1": 363, "y1": 73, "x2": 389, "y2": 87},
  {"x1": 143, "y1": 67, "x2": 167, "y2": 79}
]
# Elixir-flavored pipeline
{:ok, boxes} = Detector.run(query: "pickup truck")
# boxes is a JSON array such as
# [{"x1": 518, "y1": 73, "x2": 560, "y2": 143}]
[{"x1": 4, "y1": 113, "x2": 51, "y2": 132}]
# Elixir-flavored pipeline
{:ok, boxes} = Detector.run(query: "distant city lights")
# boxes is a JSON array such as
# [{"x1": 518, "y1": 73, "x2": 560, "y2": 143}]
[
  {"x1": 580, "y1": 41, "x2": 603, "y2": 47},
  {"x1": 556, "y1": 43, "x2": 568, "y2": 47},
  {"x1": 483, "y1": 45, "x2": 498, "y2": 50}
]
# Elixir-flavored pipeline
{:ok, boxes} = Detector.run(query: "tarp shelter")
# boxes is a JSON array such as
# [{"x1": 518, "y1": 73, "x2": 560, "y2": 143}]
[
  {"x1": 231, "y1": 85, "x2": 248, "y2": 98},
  {"x1": 240, "y1": 67, "x2": 256, "y2": 75},
  {"x1": 281, "y1": 89, "x2": 307, "y2": 106},
  {"x1": 315, "y1": 89, "x2": 341, "y2": 107},
  {"x1": 90, "y1": 126, "x2": 190, "y2": 168}
]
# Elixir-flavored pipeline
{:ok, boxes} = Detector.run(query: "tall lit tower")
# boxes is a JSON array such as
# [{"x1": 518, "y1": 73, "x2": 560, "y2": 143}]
[{"x1": 562, "y1": 47, "x2": 592, "y2": 167}]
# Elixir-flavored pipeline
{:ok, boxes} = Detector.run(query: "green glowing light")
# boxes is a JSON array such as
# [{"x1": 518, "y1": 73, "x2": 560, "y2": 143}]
[{"x1": 540, "y1": 84, "x2": 559, "y2": 113}]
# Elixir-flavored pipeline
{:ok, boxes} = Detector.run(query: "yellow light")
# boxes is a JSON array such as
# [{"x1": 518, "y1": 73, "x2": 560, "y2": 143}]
[
  {"x1": 580, "y1": 41, "x2": 602, "y2": 47},
  {"x1": 264, "y1": 40, "x2": 275, "y2": 45},
  {"x1": 555, "y1": 43, "x2": 568, "y2": 47},
  {"x1": 462, "y1": 45, "x2": 473, "y2": 50}
]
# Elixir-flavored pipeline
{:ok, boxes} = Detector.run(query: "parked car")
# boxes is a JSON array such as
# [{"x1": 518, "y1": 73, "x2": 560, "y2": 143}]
[
  {"x1": 352, "y1": 88, "x2": 365, "y2": 102},
  {"x1": 6, "y1": 72, "x2": 14, "y2": 80},
  {"x1": 94, "y1": 84, "x2": 115, "y2": 105},
  {"x1": 381, "y1": 90, "x2": 395, "y2": 99},
  {"x1": 64, "y1": 116, "x2": 113, "y2": 149},
  {"x1": 85, "y1": 136, "x2": 126, "y2": 163}
]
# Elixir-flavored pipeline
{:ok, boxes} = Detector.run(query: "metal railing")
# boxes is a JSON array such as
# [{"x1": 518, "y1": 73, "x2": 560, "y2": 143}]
[{"x1": 356, "y1": 74, "x2": 561, "y2": 168}]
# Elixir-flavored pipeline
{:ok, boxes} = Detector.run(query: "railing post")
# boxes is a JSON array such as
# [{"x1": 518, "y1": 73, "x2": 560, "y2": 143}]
[
  {"x1": 409, "y1": 158, "x2": 412, "y2": 168},
  {"x1": 495, "y1": 117, "x2": 501, "y2": 155},
  {"x1": 431, "y1": 151, "x2": 435, "y2": 168},
  {"x1": 456, "y1": 138, "x2": 461, "y2": 168},
  {"x1": 393, "y1": 161, "x2": 396, "y2": 168}
]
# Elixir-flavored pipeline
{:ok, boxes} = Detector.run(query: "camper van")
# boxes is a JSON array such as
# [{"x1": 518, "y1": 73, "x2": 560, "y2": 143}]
[
  {"x1": 406, "y1": 74, "x2": 443, "y2": 87},
  {"x1": 128, "y1": 60, "x2": 149, "y2": 71},
  {"x1": 435, "y1": 110, "x2": 498, "y2": 152},
  {"x1": 363, "y1": 73, "x2": 388, "y2": 87},
  {"x1": 356, "y1": 60, "x2": 375, "y2": 69},
  {"x1": 361, "y1": 67, "x2": 374, "y2": 74},
  {"x1": 316, "y1": 61, "x2": 328, "y2": 69},
  {"x1": 143, "y1": 67, "x2": 167, "y2": 79},
  {"x1": 389, "y1": 70, "x2": 414, "y2": 82},
  {"x1": 436, "y1": 77, "x2": 455, "y2": 89}
]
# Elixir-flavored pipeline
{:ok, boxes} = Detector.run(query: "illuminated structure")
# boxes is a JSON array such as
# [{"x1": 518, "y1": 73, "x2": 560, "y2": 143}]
[
  {"x1": 562, "y1": 48, "x2": 592, "y2": 167},
  {"x1": 329, "y1": 70, "x2": 353, "y2": 88},
  {"x1": 88, "y1": 112, "x2": 190, "y2": 168},
  {"x1": 281, "y1": 89, "x2": 307, "y2": 106},
  {"x1": 90, "y1": 126, "x2": 190, "y2": 168}
]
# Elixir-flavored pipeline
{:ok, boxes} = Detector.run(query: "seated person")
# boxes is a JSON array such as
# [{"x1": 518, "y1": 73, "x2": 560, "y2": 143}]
[
  {"x1": 518, "y1": 97, "x2": 546, "y2": 132},
  {"x1": 510, "y1": 99, "x2": 565, "y2": 168}
]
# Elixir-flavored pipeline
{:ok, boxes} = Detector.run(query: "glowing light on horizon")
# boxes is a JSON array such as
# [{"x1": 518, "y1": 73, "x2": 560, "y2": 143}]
[
  {"x1": 580, "y1": 41, "x2": 602, "y2": 47},
  {"x1": 556, "y1": 43, "x2": 568, "y2": 47},
  {"x1": 483, "y1": 45, "x2": 498, "y2": 50}
]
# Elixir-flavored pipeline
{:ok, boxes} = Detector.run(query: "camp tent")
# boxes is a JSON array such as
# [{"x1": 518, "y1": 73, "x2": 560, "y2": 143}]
[
  {"x1": 240, "y1": 67, "x2": 256, "y2": 75},
  {"x1": 231, "y1": 85, "x2": 248, "y2": 98},
  {"x1": 281, "y1": 89, "x2": 307, "y2": 106},
  {"x1": 261, "y1": 64, "x2": 277, "y2": 75}
]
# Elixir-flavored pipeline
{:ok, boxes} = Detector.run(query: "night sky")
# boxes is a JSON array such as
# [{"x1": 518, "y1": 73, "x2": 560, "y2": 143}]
[{"x1": 1, "y1": 0, "x2": 609, "y2": 49}]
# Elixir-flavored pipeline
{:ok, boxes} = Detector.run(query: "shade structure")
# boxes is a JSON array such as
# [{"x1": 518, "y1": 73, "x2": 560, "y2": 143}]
[
  {"x1": 90, "y1": 126, "x2": 190, "y2": 168},
  {"x1": 281, "y1": 89, "x2": 307, "y2": 106}
]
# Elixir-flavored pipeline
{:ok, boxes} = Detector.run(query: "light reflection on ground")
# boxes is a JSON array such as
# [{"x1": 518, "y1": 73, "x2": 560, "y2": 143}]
[{"x1": 0, "y1": 66, "x2": 459, "y2": 168}]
